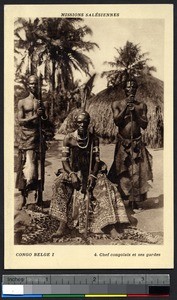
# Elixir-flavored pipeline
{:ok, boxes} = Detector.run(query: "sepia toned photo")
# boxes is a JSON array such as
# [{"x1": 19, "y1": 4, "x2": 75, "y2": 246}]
[{"x1": 4, "y1": 4, "x2": 173, "y2": 269}]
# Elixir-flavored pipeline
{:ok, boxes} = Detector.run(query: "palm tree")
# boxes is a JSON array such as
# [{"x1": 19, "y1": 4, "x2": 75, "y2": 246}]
[
  {"x1": 34, "y1": 18, "x2": 98, "y2": 116},
  {"x1": 14, "y1": 17, "x2": 99, "y2": 117},
  {"x1": 14, "y1": 18, "x2": 42, "y2": 76},
  {"x1": 101, "y1": 41, "x2": 156, "y2": 87},
  {"x1": 36, "y1": 18, "x2": 98, "y2": 89}
]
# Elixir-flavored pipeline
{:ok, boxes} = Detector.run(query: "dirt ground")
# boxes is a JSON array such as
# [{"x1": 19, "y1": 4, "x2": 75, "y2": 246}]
[{"x1": 14, "y1": 134, "x2": 163, "y2": 245}]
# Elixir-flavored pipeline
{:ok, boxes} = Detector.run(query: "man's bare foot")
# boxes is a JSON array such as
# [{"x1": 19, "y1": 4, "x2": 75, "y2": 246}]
[
  {"x1": 109, "y1": 226, "x2": 121, "y2": 240},
  {"x1": 16, "y1": 195, "x2": 26, "y2": 210},
  {"x1": 52, "y1": 221, "x2": 66, "y2": 239},
  {"x1": 51, "y1": 231, "x2": 65, "y2": 239}
]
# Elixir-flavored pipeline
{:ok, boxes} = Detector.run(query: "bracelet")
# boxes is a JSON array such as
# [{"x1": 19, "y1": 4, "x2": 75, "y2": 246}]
[
  {"x1": 41, "y1": 115, "x2": 48, "y2": 120},
  {"x1": 69, "y1": 171, "x2": 76, "y2": 177},
  {"x1": 90, "y1": 174, "x2": 97, "y2": 179}
]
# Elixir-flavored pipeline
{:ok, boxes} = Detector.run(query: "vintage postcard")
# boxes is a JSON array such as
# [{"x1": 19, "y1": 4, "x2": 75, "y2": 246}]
[{"x1": 4, "y1": 4, "x2": 173, "y2": 269}]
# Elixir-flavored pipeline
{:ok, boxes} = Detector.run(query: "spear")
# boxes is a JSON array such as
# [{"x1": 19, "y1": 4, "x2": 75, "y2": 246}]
[
  {"x1": 37, "y1": 72, "x2": 44, "y2": 207},
  {"x1": 84, "y1": 126, "x2": 94, "y2": 239},
  {"x1": 81, "y1": 74, "x2": 96, "y2": 237},
  {"x1": 129, "y1": 97, "x2": 135, "y2": 210},
  {"x1": 82, "y1": 74, "x2": 96, "y2": 109}
]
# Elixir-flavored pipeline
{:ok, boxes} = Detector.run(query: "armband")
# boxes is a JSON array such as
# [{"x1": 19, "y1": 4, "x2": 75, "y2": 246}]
[
  {"x1": 62, "y1": 146, "x2": 70, "y2": 153},
  {"x1": 61, "y1": 147, "x2": 70, "y2": 161}
]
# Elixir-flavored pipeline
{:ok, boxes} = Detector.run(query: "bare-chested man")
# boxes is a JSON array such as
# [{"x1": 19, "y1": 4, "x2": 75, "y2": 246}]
[
  {"x1": 16, "y1": 75, "x2": 48, "y2": 208},
  {"x1": 108, "y1": 78, "x2": 153, "y2": 207},
  {"x1": 49, "y1": 111, "x2": 99, "y2": 237},
  {"x1": 49, "y1": 110, "x2": 129, "y2": 238}
]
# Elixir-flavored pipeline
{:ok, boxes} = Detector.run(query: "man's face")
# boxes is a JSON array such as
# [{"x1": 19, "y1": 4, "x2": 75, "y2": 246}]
[
  {"x1": 125, "y1": 80, "x2": 137, "y2": 99},
  {"x1": 28, "y1": 77, "x2": 38, "y2": 95},
  {"x1": 77, "y1": 114, "x2": 89, "y2": 136}
]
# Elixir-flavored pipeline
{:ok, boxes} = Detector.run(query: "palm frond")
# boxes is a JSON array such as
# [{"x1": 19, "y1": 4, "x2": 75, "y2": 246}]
[
  {"x1": 101, "y1": 70, "x2": 119, "y2": 78},
  {"x1": 102, "y1": 40, "x2": 157, "y2": 87},
  {"x1": 103, "y1": 61, "x2": 118, "y2": 68}
]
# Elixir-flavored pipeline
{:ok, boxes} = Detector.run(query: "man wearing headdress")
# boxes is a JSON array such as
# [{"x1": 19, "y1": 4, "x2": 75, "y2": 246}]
[
  {"x1": 16, "y1": 75, "x2": 48, "y2": 208},
  {"x1": 108, "y1": 78, "x2": 153, "y2": 208},
  {"x1": 49, "y1": 110, "x2": 129, "y2": 238}
]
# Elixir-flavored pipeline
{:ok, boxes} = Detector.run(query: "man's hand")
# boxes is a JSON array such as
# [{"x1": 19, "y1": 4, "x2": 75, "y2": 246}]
[
  {"x1": 127, "y1": 102, "x2": 134, "y2": 111},
  {"x1": 37, "y1": 107, "x2": 45, "y2": 117},
  {"x1": 127, "y1": 96, "x2": 135, "y2": 111},
  {"x1": 70, "y1": 173, "x2": 81, "y2": 191},
  {"x1": 88, "y1": 175, "x2": 96, "y2": 192}
]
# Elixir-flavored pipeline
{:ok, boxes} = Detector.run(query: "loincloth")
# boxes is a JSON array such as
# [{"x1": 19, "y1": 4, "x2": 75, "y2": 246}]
[
  {"x1": 18, "y1": 126, "x2": 39, "y2": 150},
  {"x1": 108, "y1": 135, "x2": 153, "y2": 202}
]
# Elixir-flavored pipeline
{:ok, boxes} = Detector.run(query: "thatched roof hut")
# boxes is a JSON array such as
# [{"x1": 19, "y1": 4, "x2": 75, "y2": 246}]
[{"x1": 59, "y1": 75, "x2": 164, "y2": 148}]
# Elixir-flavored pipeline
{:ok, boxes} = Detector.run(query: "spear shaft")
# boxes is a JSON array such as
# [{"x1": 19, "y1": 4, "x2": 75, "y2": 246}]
[
  {"x1": 37, "y1": 73, "x2": 44, "y2": 206},
  {"x1": 84, "y1": 127, "x2": 94, "y2": 238},
  {"x1": 130, "y1": 105, "x2": 135, "y2": 209}
]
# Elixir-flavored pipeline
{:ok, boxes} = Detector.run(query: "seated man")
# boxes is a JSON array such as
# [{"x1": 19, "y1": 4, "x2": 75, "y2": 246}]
[{"x1": 49, "y1": 110, "x2": 129, "y2": 239}]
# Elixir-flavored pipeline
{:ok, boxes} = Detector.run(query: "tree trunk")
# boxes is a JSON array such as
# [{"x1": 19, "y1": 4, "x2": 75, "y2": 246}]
[
  {"x1": 28, "y1": 55, "x2": 31, "y2": 74},
  {"x1": 28, "y1": 54, "x2": 36, "y2": 75},
  {"x1": 50, "y1": 60, "x2": 56, "y2": 118},
  {"x1": 31, "y1": 60, "x2": 36, "y2": 75}
]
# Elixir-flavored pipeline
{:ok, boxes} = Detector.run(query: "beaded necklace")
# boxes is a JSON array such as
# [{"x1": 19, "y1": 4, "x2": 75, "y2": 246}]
[{"x1": 76, "y1": 131, "x2": 89, "y2": 149}]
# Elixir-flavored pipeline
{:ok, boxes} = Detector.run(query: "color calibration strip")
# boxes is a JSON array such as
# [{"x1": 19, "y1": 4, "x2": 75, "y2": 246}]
[
  {"x1": 2, "y1": 294, "x2": 170, "y2": 298},
  {"x1": 2, "y1": 287, "x2": 170, "y2": 298}
]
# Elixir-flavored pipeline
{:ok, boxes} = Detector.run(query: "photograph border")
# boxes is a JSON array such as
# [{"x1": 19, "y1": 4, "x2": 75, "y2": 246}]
[{"x1": 3, "y1": 0, "x2": 174, "y2": 272}]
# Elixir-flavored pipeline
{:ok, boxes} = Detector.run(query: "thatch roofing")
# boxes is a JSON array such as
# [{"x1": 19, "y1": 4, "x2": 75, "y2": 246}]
[{"x1": 59, "y1": 75, "x2": 164, "y2": 148}]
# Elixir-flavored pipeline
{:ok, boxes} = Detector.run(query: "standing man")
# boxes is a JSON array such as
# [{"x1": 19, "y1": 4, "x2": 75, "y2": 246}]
[
  {"x1": 16, "y1": 75, "x2": 48, "y2": 209},
  {"x1": 108, "y1": 78, "x2": 153, "y2": 208}
]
